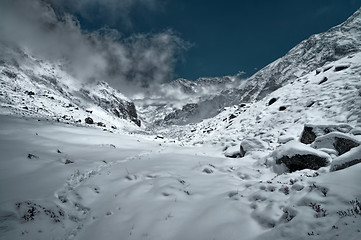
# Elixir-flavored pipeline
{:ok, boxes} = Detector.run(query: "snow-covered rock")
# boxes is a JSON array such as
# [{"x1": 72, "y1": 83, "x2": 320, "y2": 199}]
[
  {"x1": 300, "y1": 123, "x2": 353, "y2": 144},
  {"x1": 224, "y1": 145, "x2": 242, "y2": 158},
  {"x1": 240, "y1": 137, "x2": 269, "y2": 157},
  {"x1": 330, "y1": 145, "x2": 361, "y2": 171},
  {"x1": 271, "y1": 140, "x2": 331, "y2": 173},
  {"x1": 312, "y1": 132, "x2": 360, "y2": 155}
]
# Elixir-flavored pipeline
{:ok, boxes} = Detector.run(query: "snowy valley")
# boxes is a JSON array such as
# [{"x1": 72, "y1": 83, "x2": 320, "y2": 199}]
[{"x1": 1, "y1": 6, "x2": 361, "y2": 240}]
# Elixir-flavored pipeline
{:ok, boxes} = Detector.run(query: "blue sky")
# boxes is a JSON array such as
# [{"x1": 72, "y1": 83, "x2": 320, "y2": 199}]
[{"x1": 64, "y1": 0, "x2": 361, "y2": 80}]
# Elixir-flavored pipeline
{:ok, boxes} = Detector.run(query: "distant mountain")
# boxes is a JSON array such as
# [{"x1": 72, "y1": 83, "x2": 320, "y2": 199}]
[
  {"x1": 0, "y1": 41, "x2": 141, "y2": 131},
  {"x1": 168, "y1": 76, "x2": 238, "y2": 95},
  {"x1": 156, "y1": 7, "x2": 361, "y2": 126}
]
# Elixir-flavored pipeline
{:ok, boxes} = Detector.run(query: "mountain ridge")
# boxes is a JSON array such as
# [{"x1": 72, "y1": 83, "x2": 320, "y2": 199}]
[
  {"x1": 154, "y1": 7, "x2": 361, "y2": 126},
  {"x1": 0, "y1": 42, "x2": 142, "y2": 131}
]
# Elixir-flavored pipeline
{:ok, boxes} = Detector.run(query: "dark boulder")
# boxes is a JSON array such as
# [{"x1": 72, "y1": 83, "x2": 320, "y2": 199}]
[
  {"x1": 276, "y1": 154, "x2": 329, "y2": 172},
  {"x1": 85, "y1": 117, "x2": 94, "y2": 124},
  {"x1": 25, "y1": 91, "x2": 35, "y2": 96},
  {"x1": 229, "y1": 114, "x2": 237, "y2": 120},
  {"x1": 240, "y1": 145, "x2": 246, "y2": 158},
  {"x1": 268, "y1": 98, "x2": 277, "y2": 106},
  {"x1": 318, "y1": 77, "x2": 328, "y2": 84},
  {"x1": 334, "y1": 65, "x2": 349, "y2": 72},
  {"x1": 300, "y1": 126, "x2": 317, "y2": 144},
  {"x1": 306, "y1": 101, "x2": 315, "y2": 108},
  {"x1": 272, "y1": 140, "x2": 331, "y2": 173},
  {"x1": 323, "y1": 66, "x2": 332, "y2": 72},
  {"x1": 334, "y1": 136, "x2": 359, "y2": 155},
  {"x1": 97, "y1": 122, "x2": 106, "y2": 127}
]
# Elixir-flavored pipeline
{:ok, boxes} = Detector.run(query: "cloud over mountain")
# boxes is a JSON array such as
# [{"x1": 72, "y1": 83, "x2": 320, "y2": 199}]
[{"x1": 0, "y1": 0, "x2": 190, "y2": 97}]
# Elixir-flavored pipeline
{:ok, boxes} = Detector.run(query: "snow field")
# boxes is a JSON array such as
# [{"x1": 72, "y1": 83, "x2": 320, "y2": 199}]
[{"x1": 1, "y1": 115, "x2": 361, "y2": 240}]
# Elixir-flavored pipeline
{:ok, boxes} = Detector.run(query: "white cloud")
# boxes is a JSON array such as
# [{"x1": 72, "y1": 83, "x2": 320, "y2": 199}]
[{"x1": 0, "y1": 0, "x2": 190, "y2": 98}]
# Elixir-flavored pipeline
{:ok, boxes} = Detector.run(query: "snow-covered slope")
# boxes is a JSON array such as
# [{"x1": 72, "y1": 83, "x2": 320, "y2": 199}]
[
  {"x1": 0, "y1": 41, "x2": 142, "y2": 131},
  {"x1": 1, "y1": 114, "x2": 361, "y2": 240},
  {"x1": 148, "y1": 7, "x2": 361, "y2": 126},
  {"x1": 164, "y1": 52, "x2": 361, "y2": 148}
]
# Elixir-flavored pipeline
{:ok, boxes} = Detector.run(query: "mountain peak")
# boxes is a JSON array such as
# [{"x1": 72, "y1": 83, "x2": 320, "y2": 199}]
[{"x1": 337, "y1": 6, "x2": 361, "y2": 30}]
